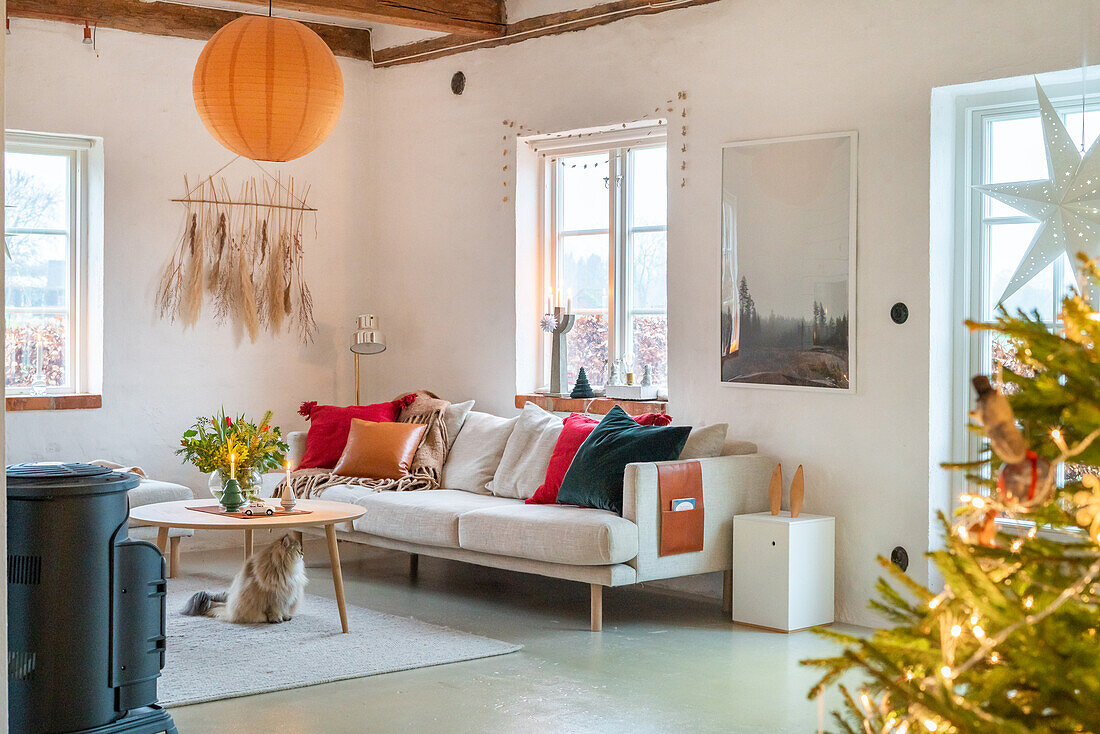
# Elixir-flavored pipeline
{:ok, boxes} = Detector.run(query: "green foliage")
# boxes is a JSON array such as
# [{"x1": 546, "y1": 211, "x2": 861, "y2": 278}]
[
  {"x1": 804, "y1": 254, "x2": 1100, "y2": 733},
  {"x1": 176, "y1": 408, "x2": 288, "y2": 476}
]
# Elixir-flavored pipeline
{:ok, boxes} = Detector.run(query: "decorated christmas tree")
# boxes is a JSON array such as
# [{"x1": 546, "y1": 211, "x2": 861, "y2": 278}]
[
  {"x1": 570, "y1": 366, "x2": 595, "y2": 399},
  {"x1": 804, "y1": 254, "x2": 1100, "y2": 733}
]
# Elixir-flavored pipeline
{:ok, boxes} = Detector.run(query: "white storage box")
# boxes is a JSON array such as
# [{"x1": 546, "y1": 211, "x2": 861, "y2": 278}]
[
  {"x1": 732, "y1": 511, "x2": 834, "y2": 632},
  {"x1": 604, "y1": 385, "x2": 658, "y2": 400}
]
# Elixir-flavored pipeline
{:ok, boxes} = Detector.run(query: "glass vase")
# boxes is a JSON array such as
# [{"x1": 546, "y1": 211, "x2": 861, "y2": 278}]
[{"x1": 209, "y1": 468, "x2": 263, "y2": 506}]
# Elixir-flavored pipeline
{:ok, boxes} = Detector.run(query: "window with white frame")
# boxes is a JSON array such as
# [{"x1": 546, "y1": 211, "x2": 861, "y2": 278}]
[
  {"x1": 958, "y1": 90, "x2": 1100, "y2": 485},
  {"x1": 541, "y1": 133, "x2": 668, "y2": 389},
  {"x1": 5, "y1": 133, "x2": 96, "y2": 395}
]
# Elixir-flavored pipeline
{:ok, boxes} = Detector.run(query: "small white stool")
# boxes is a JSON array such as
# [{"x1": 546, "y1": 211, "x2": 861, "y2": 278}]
[
  {"x1": 127, "y1": 479, "x2": 194, "y2": 578},
  {"x1": 732, "y1": 511, "x2": 834, "y2": 632}
]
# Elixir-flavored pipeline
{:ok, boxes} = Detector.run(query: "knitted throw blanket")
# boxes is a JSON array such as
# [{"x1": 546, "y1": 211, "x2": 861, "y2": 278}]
[{"x1": 276, "y1": 391, "x2": 451, "y2": 500}]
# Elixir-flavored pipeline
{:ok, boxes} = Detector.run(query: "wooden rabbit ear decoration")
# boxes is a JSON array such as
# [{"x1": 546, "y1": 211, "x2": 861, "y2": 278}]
[
  {"x1": 790, "y1": 465, "x2": 805, "y2": 518},
  {"x1": 768, "y1": 463, "x2": 783, "y2": 515}
]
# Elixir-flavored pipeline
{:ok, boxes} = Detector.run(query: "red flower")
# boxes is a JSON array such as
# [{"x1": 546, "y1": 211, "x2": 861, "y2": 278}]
[
  {"x1": 260, "y1": 424, "x2": 269, "y2": 432},
  {"x1": 225, "y1": 417, "x2": 233, "y2": 427}
]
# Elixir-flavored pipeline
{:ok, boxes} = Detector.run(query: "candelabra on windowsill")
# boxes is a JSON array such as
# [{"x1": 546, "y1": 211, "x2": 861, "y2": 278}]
[{"x1": 540, "y1": 304, "x2": 575, "y2": 396}]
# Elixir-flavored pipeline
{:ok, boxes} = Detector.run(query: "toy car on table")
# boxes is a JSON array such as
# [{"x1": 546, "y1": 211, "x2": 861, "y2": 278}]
[{"x1": 242, "y1": 501, "x2": 276, "y2": 516}]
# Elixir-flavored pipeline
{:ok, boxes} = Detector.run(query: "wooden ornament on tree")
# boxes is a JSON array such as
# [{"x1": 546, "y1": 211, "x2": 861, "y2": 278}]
[
  {"x1": 768, "y1": 463, "x2": 782, "y2": 515},
  {"x1": 789, "y1": 465, "x2": 805, "y2": 518}
]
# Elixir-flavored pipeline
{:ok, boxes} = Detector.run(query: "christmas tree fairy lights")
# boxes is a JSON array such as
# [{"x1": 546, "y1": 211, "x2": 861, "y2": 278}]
[{"x1": 803, "y1": 254, "x2": 1100, "y2": 733}]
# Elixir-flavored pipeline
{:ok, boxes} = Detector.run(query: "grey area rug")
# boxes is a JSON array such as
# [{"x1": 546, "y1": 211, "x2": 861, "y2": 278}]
[{"x1": 159, "y1": 573, "x2": 521, "y2": 707}]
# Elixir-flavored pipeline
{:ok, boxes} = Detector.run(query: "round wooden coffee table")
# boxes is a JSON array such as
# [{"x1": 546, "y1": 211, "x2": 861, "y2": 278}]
[{"x1": 130, "y1": 499, "x2": 365, "y2": 633}]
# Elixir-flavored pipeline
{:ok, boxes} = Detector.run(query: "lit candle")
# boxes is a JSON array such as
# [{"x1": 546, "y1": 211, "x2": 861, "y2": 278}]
[
  {"x1": 556, "y1": 288, "x2": 561, "y2": 308},
  {"x1": 566, "y1": 290, "x2": 572, "y2": 314},
  {"x1": 285, "y1": 459, "x2": 293, "y2": 485},
  {"x1": 230, "y1": 452, "x2": 236, "y2": 481},
  {"x1": 546, "y1": 295, "x2": 551, "y2": 314}
]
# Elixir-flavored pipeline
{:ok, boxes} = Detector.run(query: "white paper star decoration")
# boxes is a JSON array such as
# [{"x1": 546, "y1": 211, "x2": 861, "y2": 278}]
[{"x1": 974, "y1": 78, "x2": 1100, "y2": 303}]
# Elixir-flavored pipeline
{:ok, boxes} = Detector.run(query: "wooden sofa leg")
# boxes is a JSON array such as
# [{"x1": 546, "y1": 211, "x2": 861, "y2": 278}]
[
  {"x1": 722, "y1": 570, "x2": 733, "y2": 615},
  {"x1": 410, "y1": 553, "x2": 419, "y2": 580},
  {"x1": 590, "y1": 584, "x2": 603, "y2": 632},
  {"x1": 169, "y1": 536, "x2": 181, "y2": 579}
]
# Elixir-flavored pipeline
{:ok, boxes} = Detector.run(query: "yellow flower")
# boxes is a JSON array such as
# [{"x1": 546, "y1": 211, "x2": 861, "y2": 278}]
[{"x1": 1074, "y1": 474, "x2": 1100, "y2": 542}]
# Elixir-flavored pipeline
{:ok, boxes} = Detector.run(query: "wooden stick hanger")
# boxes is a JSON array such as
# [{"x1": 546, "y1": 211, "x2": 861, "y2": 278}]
[{"x1": 171, "y1": 156, "x2": 318, "y2": 212}]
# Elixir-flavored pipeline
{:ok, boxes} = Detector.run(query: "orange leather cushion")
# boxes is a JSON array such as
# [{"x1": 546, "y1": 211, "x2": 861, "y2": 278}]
[{"x1": 333, "y1": 419, "x2": 427, "y2": 479}]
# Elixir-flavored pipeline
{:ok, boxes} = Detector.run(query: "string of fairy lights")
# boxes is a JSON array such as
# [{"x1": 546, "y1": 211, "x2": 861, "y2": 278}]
[{"x1": 843, "y1": 422, "x2": 1100, "y2": 734}]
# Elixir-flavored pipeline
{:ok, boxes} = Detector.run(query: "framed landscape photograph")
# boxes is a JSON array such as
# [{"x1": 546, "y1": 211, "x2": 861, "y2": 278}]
[{"x1": 719, "y1": 131, "x2": 857, "y2": 390}]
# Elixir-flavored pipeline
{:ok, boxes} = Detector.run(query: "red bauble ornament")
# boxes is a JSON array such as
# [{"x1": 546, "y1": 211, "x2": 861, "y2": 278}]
[{"x1": 997, "y1": 450, "x2": 1052, "y2": 509}]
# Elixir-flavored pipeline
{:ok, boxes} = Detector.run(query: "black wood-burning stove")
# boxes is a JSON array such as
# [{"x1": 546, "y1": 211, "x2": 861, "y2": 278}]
[{"x1": 7, "y1": 462, "x2": 176, "y2": 734}]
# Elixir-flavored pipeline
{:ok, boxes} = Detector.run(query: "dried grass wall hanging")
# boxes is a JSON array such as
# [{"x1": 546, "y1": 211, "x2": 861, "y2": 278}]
[{"x1": 157, "y1": 159, "x2": 318, "y2": 343}]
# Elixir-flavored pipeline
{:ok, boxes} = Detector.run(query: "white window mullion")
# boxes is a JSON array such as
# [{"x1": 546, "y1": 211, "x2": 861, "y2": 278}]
[
  {"x1": 606, "y1": 150, "x2": 619, "y2": 369},
  {"x1": 619, "y1": 147, "x2": 634, "y2": 372}
]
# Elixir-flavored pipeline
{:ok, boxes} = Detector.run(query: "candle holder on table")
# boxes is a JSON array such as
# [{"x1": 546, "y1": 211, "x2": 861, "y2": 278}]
[{"x1": 547, "y1": 307, "x2": 576, "y2": 396}]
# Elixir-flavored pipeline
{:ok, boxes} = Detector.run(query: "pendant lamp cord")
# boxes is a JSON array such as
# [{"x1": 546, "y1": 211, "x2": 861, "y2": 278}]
[
  {"x1": 268, "y1": 0, "x2": 272, "y2": 17},
  {"x1": 1083, "y1": 0, "x2": 1089, "y2": 153}
]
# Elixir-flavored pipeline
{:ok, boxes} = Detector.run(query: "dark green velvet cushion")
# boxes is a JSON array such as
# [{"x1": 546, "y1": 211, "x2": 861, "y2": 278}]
[{"x1": 555, "y1": 405, "x2": 691, "y2": 515}]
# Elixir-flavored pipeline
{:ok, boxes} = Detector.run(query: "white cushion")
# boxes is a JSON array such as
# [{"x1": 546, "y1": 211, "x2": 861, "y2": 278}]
[
  {"x1": 444, "y1": 399, "x2": 475, "y2": 450},
  {"x1": 487, "y1": 402, "x2": 563, "y2": 499},
  {"x1": 352, "y1": 489, "x2": 512, "y2": 548},
  {"x1": 441, "y1": 411, "x2": 518, "y2": 494},
  {"x1": 127, "y1": 479, "x2": 193, "y2": 508},
  {"x1": 458, "y1": 503, "x2": 639, "y2": 566},
  {"x1": 679, "y1": 423, "x2": 729, "y2": 460}
]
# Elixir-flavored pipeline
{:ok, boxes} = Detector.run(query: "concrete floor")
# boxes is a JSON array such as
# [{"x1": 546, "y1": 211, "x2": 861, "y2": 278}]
[{"x1": 168, "y1": 538, "x2": 856, "y2": 734}]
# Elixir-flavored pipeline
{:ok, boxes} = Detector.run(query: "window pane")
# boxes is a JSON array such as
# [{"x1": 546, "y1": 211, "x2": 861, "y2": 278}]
[
  {"x1": 630, "y1": 146, "x2": 667, "y2": 227},
  {"x1": 987, "y1": 222, "x2": 1059, "y2": 320},
  {"x1": 631, "y1": 229, "x2": 667, "y2": 311},
  {"x1": 561, "y1": 153, "x2": 609, "y2": 231},
  {"x1": 566, "y1": 313, "x2": 608, "y2": 388},
  {"x1": 1063, "y1": 109, "x2": 1100, "y2": 153},
  {"x1": 987, "y1": 116, "x2": 1047, "y2": 183},
  {"x1": 6, "y1": 151, "x2": 69, "y2": 230},
  {"x1": 560, "y1": 233, "x2": 608, "y2": 309},
  {"x1": 632, "y1": 314, "x2": 667, "y2": 387},
  {"x1": 5, "y1": 234, "x2": 70, "y2": 308},
  {"x1": 5, "y1": 313, "x2": 69, "y2": 388}
]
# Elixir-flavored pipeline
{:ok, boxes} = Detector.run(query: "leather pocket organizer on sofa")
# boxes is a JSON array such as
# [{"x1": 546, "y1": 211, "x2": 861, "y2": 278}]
[{"x1": 657, "y1": 460, "x2": 704, "y2": 556}]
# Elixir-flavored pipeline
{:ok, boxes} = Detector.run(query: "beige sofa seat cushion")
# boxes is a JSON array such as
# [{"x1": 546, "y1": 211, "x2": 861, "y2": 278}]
[
  {"x1": 351, "y1": 489, "x2": 513, "y2": 548},
  {"x1": 458, "y1": 504, "x2": 639, "y2": 566}
]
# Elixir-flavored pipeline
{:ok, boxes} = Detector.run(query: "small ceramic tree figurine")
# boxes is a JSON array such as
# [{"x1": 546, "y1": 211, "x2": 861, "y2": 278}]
[
  {"x1": 570, "y1": 367, "x2": 595, "y2": 399},
  {"x1": 641, "y1": 365, "x2": 653, "y2": 387}
]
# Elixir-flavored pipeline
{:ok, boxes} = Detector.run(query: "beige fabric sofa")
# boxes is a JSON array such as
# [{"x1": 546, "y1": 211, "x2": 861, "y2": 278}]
[{"x1": 285, "y1": 428, "x2": 774, "y2": 630}]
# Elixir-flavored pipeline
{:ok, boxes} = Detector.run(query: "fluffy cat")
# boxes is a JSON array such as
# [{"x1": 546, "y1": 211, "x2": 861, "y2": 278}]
[{"x1": 182, "y1": 534, "x2": 306, "y2": 624}]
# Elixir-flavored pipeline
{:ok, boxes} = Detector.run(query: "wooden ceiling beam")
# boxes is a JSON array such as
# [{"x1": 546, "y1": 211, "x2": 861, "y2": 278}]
[
  {"x1": 372, "y1": 0, "x2": 723, "y2": 67},
  {"x1": 7, "y1": 0, "x2": 374, "y2": 60},
  {"x1": 246, "y1": 0, "x2": 505, "y2": 38}
]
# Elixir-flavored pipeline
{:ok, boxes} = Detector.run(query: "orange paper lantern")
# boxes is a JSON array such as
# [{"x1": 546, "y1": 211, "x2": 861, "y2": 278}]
[{"x1": 193, "y1": 16, "x2": 344, "y2": 162}]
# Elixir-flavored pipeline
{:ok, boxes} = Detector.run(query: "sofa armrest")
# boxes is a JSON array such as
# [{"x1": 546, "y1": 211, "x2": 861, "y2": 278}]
[
  {"x1": 287, "y1": 431, "x2": 308, "y2": 466},
  {"x1": 622, "y1": 453, "x2": 775, "y2": 583}
]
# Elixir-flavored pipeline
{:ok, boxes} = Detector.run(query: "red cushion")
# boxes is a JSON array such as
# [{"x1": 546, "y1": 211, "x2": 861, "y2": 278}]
[
  {"x1": 297, "y1": 400, "x2": 404, "y2": 469},
  {"x1": 526, "y1": 411, "x2": 673, "y2": 505}
]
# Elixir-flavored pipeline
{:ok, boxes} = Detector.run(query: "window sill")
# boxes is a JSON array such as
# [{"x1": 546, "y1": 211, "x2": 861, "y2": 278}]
[
  {"x1": 6, "y1": 394, "x2": 102, "y2": 412},
  {"x1": 516, "y1": 393, "x2": 668, "y2": 416}
]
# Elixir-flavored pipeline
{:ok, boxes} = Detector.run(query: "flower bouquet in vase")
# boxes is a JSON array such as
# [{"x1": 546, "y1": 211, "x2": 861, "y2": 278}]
[{"x1": 177, "y1": 409, "x2": 288, "y2": 511}]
